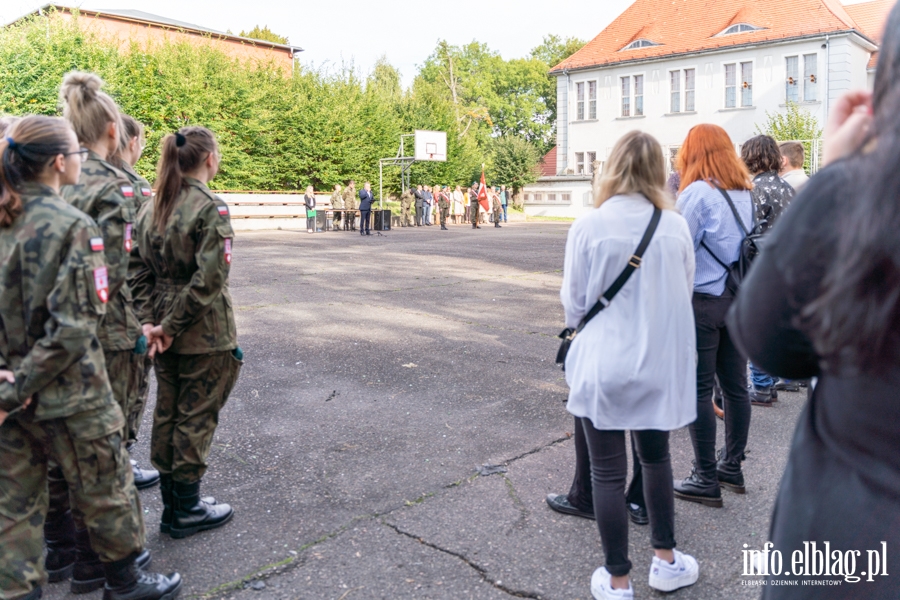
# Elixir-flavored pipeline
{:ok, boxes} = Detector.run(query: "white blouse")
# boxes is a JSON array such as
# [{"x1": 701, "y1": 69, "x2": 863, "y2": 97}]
[{"x1": 561, "y1": 194, "x2": 697, "y2": 431}]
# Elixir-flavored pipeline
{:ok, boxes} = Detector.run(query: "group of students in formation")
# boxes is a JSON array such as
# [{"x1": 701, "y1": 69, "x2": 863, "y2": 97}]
[
  {"x1": 0, "y1": 70, "x2": 241, "y2": 600},
  {"x1": 398, "y1": 182, "x2": 510, "y2": 229}
]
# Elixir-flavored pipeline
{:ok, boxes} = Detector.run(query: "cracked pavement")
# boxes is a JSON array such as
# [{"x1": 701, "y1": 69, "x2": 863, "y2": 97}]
[{"x1": 41, "y1": 223, "x2": 798, "y2": 600}]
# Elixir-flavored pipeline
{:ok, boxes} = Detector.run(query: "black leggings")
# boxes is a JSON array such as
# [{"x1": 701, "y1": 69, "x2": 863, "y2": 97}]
[
  {"x1": 567, "y1": 417, "x2": 644, "y2": 510},
  {"x1": 581, "y1": 420, "x2": 676, "y2": 577}
]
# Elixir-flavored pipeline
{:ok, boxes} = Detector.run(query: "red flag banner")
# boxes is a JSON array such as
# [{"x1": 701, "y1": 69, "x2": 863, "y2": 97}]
[{"x1": 478, "y1": 170, "x2": 490, "y2": 213}]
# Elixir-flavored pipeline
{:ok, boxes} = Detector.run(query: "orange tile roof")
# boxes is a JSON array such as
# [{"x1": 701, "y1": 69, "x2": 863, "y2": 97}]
[
  {"x1": 844, "y1": 0, "x2": 892, "y2": 41},
  {"x1": 552, "y1": 0, "x2": 880, "y2": 73},
  {"x1": 539, "y1": 146, "x2": 557, "y2": 177}
]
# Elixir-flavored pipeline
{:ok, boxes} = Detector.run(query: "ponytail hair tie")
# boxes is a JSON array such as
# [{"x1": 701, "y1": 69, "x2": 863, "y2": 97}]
[
  {"x1": 174, "y1": 132, "x2": 186, "y2": 147},
  {"x1": 5, "y1": 136, "x2": 16, "y2": 150}
]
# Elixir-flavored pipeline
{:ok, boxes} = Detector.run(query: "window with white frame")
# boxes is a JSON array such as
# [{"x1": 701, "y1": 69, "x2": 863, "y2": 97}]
[
  {"x1": 588, "y1": 81, "x2": 597, "y2": 119},
  {"x1": 533, "y1": 192, "x2": 543, "y2": 202},
  {"x1": 785, "y1": 54, "x2": 818, "y2": 102},
  {"x1": 785, "y1": 56, "x2": 800, "y2": 102},
  {"x1": 575, "y1": 152, "x2": 585, "y2": 174},
  {"x1": 718, "y1": 23, "x2": 763, "y2": 36},
  {"x1": 740, "y1": 61, "x2": 753, "y2": 106},
  {"x1": 670, "y1": 70, "x2": 681, "y2": 113},
  {"x1": 634, "y1": 75, "x2": 644, "y2": 116},
  {"x1": 725, "y1": 63, "x2": 736, "y2": 108},
  {"x1": 685, "y1": 68, "x2": 696, "y2": 111},
  {"x1": 587, "y1": 151, "x2": 597, "y2": 174},
  {"x1": 547, "y1": 193, "x2": 557, "y2": 202},
  {"x1": 561, "y1": 193, "x2": 571, "y2": 203},
  {"x1": 803, "y1": 54, "x2": 817, "y2": 102},
  {"x1": 576, "y1": 82, "x2": 585, "y2": 120},
  {"x1": 621, "y1": 39, "x2": 660, "y2": 50},
  {"x1": 528, "y1": 191, "x2": 570, "y2": 205},
  {"x1": 621, "y1": 76, "x2": 631, "y2": 117}
]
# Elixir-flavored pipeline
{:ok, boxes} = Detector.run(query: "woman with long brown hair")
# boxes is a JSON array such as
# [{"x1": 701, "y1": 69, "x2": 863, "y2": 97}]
[
  {"x1": 131, "y1": 126, "x2": 240, "y2": 539},
  {"x1": 561, "y1": 131, "x2": 698, "y2": 598},
  {"x1": 673, "y1": 124, "x2": 753, "y2": 509}
]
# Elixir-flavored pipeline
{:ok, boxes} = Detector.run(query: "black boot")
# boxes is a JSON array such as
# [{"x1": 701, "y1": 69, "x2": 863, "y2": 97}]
[
  {"x1": 716, "y1": 457, "x2": 746, "y2": 494},
  {"x1": 102, "y1": 554, "x2": 181, "y2": 600},
  {"x1": 19, "y1": 587, "x2": 42, "y2": 600},
  {"x1": 131, "y1": 459, "x2": 160, "y2": 490},
  {"x1": 71, "y1": 529, "x2": 152, "y2": 594},
  {"x1": 44, "y1": 509, "x2": 76, "y2": 583},
  {"x1": 170, "y1": 481, "x2": 233, "y2": 539},
  {"x1": 161, "y1": 475, "x2": 218, "y2": 535},
  {"x1": 674, "y1": 467, "x2": 723, "y2": 507}
]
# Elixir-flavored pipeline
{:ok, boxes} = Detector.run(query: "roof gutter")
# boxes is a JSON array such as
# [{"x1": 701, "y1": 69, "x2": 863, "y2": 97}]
[{"x1": 549, "y1": 30, "x2": 876, "y2": 76}]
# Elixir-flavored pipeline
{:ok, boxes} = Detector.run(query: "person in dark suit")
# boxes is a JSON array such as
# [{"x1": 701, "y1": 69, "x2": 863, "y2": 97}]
[
  {"x1": 358, "y1": 181, "x2": 375, "y2": 236},
  {"x1": 413, "y1": 185, "x2": 425, "y2": 226}
]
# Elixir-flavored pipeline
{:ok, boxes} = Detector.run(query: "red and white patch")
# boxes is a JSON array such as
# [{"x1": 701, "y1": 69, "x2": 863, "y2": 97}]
[
  {"x1": 124, "y1": 224, "x2": 133, "y2": 252},
  {"x1": 90, "y1": 237, "x2": 104, "y2": 252},
  {"x1": 141, "y1": 187, "x2": 152, "y2": 197},
  {"x1": 217, "y1": 205, "x2": 229, "y2": 216},
  {"x1": 121, "y1": 186, "x2": 134, "y2": 198},
  {"x1": 93, "y1": 267, "x2": 109, "y2": 303},
  {"x1": 224, "y1": 238, "x2": 232, "y2": 264}
]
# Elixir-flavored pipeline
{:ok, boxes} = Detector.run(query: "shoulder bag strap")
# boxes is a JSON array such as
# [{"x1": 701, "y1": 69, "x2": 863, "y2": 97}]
[
  {"x1": 573, "y1": 206, "x2": 662, "y2": 335},
  {"x1": 699, "y1": 184, "x2": 754, "y2": 268}
]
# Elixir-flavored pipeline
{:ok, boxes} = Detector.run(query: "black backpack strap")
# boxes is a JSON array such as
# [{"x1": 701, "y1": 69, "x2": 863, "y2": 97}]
[
  {"x1": 573, "y1": 206, "x2": 662, "y2": 335},
  {"x1": 700, "y1": 240, "x2": 729, "y2": 270}
]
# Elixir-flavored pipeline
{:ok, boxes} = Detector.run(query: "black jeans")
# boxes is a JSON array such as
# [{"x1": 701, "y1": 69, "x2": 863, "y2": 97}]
[
  {"x1": 690, "y1": 292, "x2": 750, "y2": 477},
  {"x1": 567, "y1": 417, "x2": 644, "y2": 510},
  {"x1": 581, "y1": 420, "x2": 676, "y2": 577},
  {"x1": 360, "y1": 209, "x2": 371, "y2": 234}
]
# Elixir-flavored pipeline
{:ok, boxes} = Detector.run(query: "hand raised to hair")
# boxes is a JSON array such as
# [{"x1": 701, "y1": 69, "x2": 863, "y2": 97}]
[{"x1": 822, "y1": 90, "x2": 873, "y2": 167}]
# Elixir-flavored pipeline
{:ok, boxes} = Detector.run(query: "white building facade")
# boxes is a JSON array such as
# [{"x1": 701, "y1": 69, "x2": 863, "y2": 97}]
[{"x1": 524, "y1": 0, "x2": 884, "y2": 219}]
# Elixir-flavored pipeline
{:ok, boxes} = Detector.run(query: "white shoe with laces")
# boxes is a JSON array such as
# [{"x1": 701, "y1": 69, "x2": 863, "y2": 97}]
[
  {"x1": 648, "y1": 549, "x2": 699, "y2": 592},
  {"x1": 590, "y1": 566, "x2": 634, "y2": 599}
]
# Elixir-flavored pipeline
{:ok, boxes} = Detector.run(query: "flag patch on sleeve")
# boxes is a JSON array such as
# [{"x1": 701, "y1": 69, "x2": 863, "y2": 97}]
[
  {"x1": 224, "y1": 238, "x2": 232, "y2": 264},
  {"x1": 124, "y1": 224, "x2": 133, "y2": 252},
  {"x1": 141, "y1": 187, "x2": 152, "y2": 197},
  {"x1": 90, "y1": 237, "x2": 104, "y2": 252},
  {"x1": 121, "y1": 186, "x2": 134, "y2": 198},
  {"x1": 217, "y1": 205, "x2": 229, "y2": 216},
  {"x1": 93, "y1": 267, "x2": 109, "y2": 303}
]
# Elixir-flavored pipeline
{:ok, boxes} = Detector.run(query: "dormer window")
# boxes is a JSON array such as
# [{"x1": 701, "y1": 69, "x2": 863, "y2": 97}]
[
  {"x1": 621, "y1": 39, "x2": 660, "y2": 51},
  {"x1": 717, "y1": 23, "x2": 763, "y2": 36}
]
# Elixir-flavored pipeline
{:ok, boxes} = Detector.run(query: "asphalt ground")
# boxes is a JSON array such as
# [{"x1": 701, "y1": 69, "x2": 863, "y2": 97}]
[{"x1": 41, "y1": 221, "x2": 803, "y2": 600}]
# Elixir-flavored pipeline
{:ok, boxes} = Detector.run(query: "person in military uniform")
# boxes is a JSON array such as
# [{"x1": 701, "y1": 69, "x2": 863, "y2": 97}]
[
  {"x1": 113, "y1": 114, "x2": 160, "y2": 491},
  {"x1": 469, "y1": 182, "x2": 481, "y2": 229},
  {"x1": 0, "y1": 115, "x2": 181, "y2": 600},
  {"x1": 400, "y1": 188, "x2": 413, "y2": 227},
  {"x1": 54, "y1": 71, "x2": 153, "y2": 594},
  {"x1": 342, "y1": 180, "x2": 357, "y2": 231},
  {"x1": 491, "y1": 187, "x2": 503, "y2": 228},
  {"x1": 130, "y1": 126, "x2": 240, "y2": 540},
  {"x1": 438, "y1": 186, "x2": 451, "y2": 230},
  {"x1": 330, "y1": 184, "x2": 343, "y2": 231},
  {"x1": 413, "y1": 184, "x2": 425, "y2": 226}
]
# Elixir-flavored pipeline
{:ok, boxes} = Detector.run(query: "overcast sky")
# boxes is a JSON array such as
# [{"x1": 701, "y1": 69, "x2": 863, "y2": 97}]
[{"x1": 3, "y1": 0, "x2": 637, "y2": 87}]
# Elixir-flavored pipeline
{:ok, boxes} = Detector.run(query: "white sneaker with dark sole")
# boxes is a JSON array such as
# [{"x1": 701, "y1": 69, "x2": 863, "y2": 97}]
[
  {"x1": 648, "y1": 550, "x2": 699, "y2": 592},
  {"x1": 590, "y1": 566, "x2": 634, "y2": 600}
]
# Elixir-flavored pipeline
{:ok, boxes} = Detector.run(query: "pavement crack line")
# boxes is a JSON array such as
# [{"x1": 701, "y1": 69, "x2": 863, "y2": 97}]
[{"x1": 381, "y1": 521, "x2": 543, "y2": 600}]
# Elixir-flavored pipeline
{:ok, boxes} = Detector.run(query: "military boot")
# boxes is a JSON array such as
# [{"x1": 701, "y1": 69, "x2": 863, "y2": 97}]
[
  {"x1": 161, "y1": 475, "x2": 218, "y2": 535},
  {"x1": 101, "y1": 554, "x2": 181, "y2": 600},
  {"x1": 130, "y1": 456, "x2": 160, "y2": 490},
  {"x1": 44, "y1": 509, "x2": 76, "y2": 583},
  {"x1": 71, "y1": 529, "x2": 152, "y2": 594},
  {"x1": 170, "y1": 481, "x2": 233, "y2": 539}
]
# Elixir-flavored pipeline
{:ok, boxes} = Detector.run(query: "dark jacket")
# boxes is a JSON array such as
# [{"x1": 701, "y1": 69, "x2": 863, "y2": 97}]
[
  {"x1": 358, "y1": 189, "x2": 375, "y2": 211},
  {"x1": 413, "y1": 189, "x2": 425, "y2": 208},
  {"x1": 303, "y1": 194, "x2": 316, "y2": 211}
]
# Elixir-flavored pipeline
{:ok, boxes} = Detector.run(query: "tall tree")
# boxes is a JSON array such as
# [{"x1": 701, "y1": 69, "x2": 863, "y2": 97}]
[
  {"x1": 489, "y1": 135, "x2": 540, "y2": 203},
  {"x1": 239, "y1": 25, "x2": 288, "y2": 45}
]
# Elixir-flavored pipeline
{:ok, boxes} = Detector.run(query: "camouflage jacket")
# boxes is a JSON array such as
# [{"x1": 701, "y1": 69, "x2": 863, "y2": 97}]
[
  {"x1": 131, "y1": 177, "x2": 237, "y2": 354},
  {"x1": 492, "y1": 195, "x2": 502, "y2": 211},
  {"x1": 330, "y1": 190, "x2": 344, "y2": 209},
  {"x1": 120, "y1": 162, "x2": 154, "y2": 210},
  {"x1": 0, "y1": 182, "x2": 115, "y2": 421},
  {"x1": 342, "y1": 185, "x2": 357, "y2": 210},
  {"x1": 61, "y1": 151, "x2": 141, "y2": 352},
  {"x1": 438, "y1": 193, "x2": 450, "y2": 210},
  {"x1": 400, "y1": 191, "x2": 413, "y2": 209}
]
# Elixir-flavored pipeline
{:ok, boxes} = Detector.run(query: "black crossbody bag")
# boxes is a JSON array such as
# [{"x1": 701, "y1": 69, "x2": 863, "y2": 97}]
[{"x1": 555, "y1": 206, "x2": 662, "y2": 371}]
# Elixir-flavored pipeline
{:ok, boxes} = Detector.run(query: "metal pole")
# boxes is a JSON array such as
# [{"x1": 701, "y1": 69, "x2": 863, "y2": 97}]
[{"x1": 379, "y1": 160, "x2": 383, "y2": 210}]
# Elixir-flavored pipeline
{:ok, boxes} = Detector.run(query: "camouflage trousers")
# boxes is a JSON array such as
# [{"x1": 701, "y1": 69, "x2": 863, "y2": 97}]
[
  {"x1": 45, "y1": 349, "x2": 147, "y2": 533},
  {"x1": 151, "y1": 350, "x2": 241, "y2": 483},
  {"x1": 401, "y1": 206, "x2": 412, "y2": 226},
  {"x1": 0, "y1": 404, "x2": 145, "y2": 600},
  {"x1": 440, "y1": 207, "x2": 449, "y2": 227}
]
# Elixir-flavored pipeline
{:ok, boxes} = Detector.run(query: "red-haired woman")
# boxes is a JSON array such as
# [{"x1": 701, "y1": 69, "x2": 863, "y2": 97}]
[{"x1": 673, "y1": 124, "x2": 754, "y2": 509}]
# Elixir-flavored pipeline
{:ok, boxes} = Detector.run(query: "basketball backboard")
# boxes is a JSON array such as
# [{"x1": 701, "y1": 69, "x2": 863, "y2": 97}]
[{"x1": 414, "y1": 130, "x2": 447, "y2": 162}]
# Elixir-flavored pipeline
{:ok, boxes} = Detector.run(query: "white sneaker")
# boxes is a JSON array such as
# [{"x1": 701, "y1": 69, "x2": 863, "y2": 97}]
[
  {"x1": 648, "y1": 550, "x2": 699, "y2": 592},
  {"x1": 590, "y1": 566, "x2": 634, "y2": 599}
]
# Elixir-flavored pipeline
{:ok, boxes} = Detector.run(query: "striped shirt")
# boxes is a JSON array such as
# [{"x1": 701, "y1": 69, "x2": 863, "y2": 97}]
[{"x1": 675, "y1": 180, "x2": 753, "y2": 296}]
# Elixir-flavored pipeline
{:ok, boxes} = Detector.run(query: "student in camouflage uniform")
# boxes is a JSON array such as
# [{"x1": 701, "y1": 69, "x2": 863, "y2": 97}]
[
  {"x1": 0, "y1": 115, "x2": 181, "y2": 600},
  {"x1": 330, "y1": 184, "x2": 343, "y2": 231},
  {"x1": 400, "y1": 188, "x2": 413, "y2": 227},
  {"x1": 491, "y1": 188, "x2": 503, "y2": 228},
  {"x1": 114, "y1": 114, "x2": 160, "y2": 491},
  {"x1": 438, "y1": 186, "x2": 450, "y2": 230},
  {"x1": 342, "y1": 180, "x2": 357, "y2": 231},
  {"x1": 53, "y1": 71, "x2": 153, "y2": 594},
  {"x1": 130, "y1": 126, "x2": 240, "y2": 540}
]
